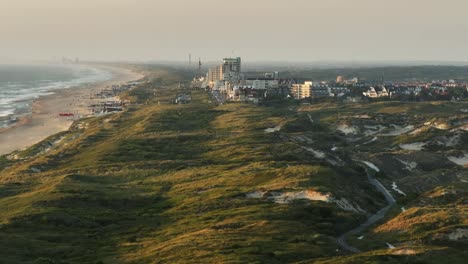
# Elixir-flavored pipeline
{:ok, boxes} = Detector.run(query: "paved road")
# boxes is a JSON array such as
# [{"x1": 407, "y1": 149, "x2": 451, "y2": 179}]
[
  {"x1": 336, "y1": 162, "x2": 396, "y2": 253},
  {"x1": 281, "y1": 133, "x2": 396, "y2": 253}
]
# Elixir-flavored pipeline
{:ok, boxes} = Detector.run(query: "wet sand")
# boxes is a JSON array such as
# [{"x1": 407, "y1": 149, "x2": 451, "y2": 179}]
[{"x1": 0, "y1": 65, "x2": 144, "y2": 155}]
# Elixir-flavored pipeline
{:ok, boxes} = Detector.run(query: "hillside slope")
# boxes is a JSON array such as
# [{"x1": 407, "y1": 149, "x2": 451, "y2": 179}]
[{"x1": 0, "y1": 66, "x2": 466, "y2": 263}]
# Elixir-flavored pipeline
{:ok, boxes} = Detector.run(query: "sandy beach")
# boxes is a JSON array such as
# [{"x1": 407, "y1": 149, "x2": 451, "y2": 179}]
[{"x1": 0, "y1": 65, "x2": 144, "y2": 155}]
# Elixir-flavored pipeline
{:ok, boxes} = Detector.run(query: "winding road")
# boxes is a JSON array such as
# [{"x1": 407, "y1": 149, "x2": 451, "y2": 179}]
[
  {"x1": 337, "y1": 162, "x2": 396, "y2": 253},
  {"x1": 279, "y1": 129, "x2": 396, "y2": 253}
]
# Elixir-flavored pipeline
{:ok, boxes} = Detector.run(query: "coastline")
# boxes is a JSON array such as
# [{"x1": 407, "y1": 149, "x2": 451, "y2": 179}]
[{"x1": 0, "y1": 65, "x2": 144, "y2": 156}]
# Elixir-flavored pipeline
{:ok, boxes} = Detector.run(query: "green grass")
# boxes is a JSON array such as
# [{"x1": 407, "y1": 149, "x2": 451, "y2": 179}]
[{"x1": 0, "y1": 65, "x2": 466, "y2": 263}]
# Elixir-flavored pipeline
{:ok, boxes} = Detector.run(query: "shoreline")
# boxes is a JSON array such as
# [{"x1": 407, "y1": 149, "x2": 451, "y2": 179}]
[{"x1": 0, "y1": 65, "x2": 144, "y2": 156}]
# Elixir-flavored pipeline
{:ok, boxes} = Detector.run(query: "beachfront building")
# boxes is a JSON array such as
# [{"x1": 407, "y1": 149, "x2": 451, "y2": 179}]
[
  {"x1": 212, "y1": 80, "x2": 226, "y2": 91},
  {"x1": 290, "y1": 81, "x2": 330, "y2": 99},
  {"x1": 232, "y1": 86, "x2": 266, "y2": 103},
  {"x1": 363, "y1": 86, "x2": 389, "y2": 98},
  {"x1": 336, "y1": 75, "x2": 345, "y2": 83},
  {"x1": 208, "y1": 65, "x2": 223, "y2": 84},
  {"x1": 311, "y1": 84, "x2": 330, "y2": 98},
  {"x1": 222, "y1": 57, "x2": 242, "y2": 82},
  {"x1": 207, "y1": 57, "x2": 243, "y2": 90},
  {"x1": 363, "y1": 87, "x2": 378, "y2": 97},
  {"x1": 329, "y1": 86, "x2": 350, "y2": 97},
  {"x1": 264, "y1": 72, "x2": 280, "y2": 79},
  {"x1": 290, "y1": 82, "x2": 312, "y2": 99},
  {"x1": 380, "y1": 87, "x2": 389, "y2": 97},
  {"x1": 243, "y1": 78, "x2": 279, "y2": 90}
]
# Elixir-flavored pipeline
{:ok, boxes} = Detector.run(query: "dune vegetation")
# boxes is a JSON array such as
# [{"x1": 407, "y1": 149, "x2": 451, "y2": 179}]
[{"x1": 0, "y1": 66, "x2": 466, "y2": 263}]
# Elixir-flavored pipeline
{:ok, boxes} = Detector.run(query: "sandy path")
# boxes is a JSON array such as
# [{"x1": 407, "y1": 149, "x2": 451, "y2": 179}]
[{"x1": 0, "y1": 65, "x2": 144, "y2": 155}]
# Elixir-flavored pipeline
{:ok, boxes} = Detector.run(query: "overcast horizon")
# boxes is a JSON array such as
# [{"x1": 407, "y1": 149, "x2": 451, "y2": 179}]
[{"x1": 2, "y1": 0, "x2": 468, "y2": 64}]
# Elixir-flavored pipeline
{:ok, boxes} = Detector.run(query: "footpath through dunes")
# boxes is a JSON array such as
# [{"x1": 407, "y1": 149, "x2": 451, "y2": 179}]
[
  {"x1": 336, "y1": 162, "x2": 397, "y2": 253},
  {"x1": 299, "y1": 100, "x2": 468, "y2": 264},
  {"x1": 0, "y1": 66, "x2": 386, "y2": 263}
]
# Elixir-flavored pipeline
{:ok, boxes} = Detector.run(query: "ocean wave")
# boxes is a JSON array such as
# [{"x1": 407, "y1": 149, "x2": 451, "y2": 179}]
[
  {"x1": 0, "y1": 65, "x2": 113, "y2": 126},
  {"x1": 0, "y1": 109, "x2": 15, "y2": 117}
]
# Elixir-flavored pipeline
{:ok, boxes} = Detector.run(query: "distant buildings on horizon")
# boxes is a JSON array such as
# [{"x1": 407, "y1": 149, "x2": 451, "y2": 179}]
[
  {"x1": 199, "y1": 56, "x2": 468, "y2": 103},
  {"x1": 61, "y1": 56, "x2": 80, "y2": 64}
]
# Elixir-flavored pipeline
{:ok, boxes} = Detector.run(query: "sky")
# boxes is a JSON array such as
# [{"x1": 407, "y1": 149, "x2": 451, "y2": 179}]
[{"x1": 1, "y1": 0, "x2": 468, "y2": 63}]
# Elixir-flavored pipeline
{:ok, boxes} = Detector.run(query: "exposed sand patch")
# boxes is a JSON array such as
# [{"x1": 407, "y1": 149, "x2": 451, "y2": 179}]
[
  {"x1": 265, "y1": 125, "x2": 281, "y2": 133},
  {"x1": 427, "y1": 187, "x2": 457, "y2": 198},
  {"x1": 409, "y1": 126, "x2": 427, "y2": 135},
  {"x1": 396, "y1": 158, "x2": 417, "y2": 171},
  {"x1": 447, "y1": 228, "x2": 468, "y2": 241},
  {"x1": 270, "y1": 190, "x2": 331, "y2": 204},
  {"x1": 245, "y1": 191, "x2": 266, "y2": 198},
  {"x1": 399, "y1": 142, "x2": 427, "y2": 151},
  {"x1": 76, "y1": 122, "x2": 89, "y2": 130},
  {"x1": 424, "y1": 121, "x2": 450, "y2": 130},
  {"x1": 432, "y1": 123, "x2": 450, "y2": 130},
  {"x1": 354, "y1": 114, "x2": 371, "y2": 119},
  {"x1": 447, "y1": 154, "x2": 468, "y2": 166},
  {"x1": 391, "y1": 248, "x2": 417, "y2": 255},
  {"x1": 392, "y1": 182, "x2": 406, "y2": 196},
  {"x1": 451, "y1": 124, "x2": 468, "y2": 132},
  {"x1": 380, "y1": 125, "x2": 414, "y2": 136},
  {"x1": 363, "y1": 125, "x2": 386, "y2": 136},
  {"x1": 303, "y1": 147, "x2": 326, "y2": 159},
  {"x1": 246, "y1": 190, "x2": 331, "y2": 203},
  {"x1": 246, "y1": 190, "x2": 366, "y2": 214},
  {"x1": 336, "y1": 125, "x2": 358, "y2": 135},
  {"x1": 386, "y1": 243, "x2": 396, "y2": 249}
]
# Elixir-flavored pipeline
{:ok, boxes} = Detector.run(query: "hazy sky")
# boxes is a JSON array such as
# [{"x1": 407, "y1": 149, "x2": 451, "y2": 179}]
[{"x1": 1, "y1": 0, "x2": 468, "y2": 63}]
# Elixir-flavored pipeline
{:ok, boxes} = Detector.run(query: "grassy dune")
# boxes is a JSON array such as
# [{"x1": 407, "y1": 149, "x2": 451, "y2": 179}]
[
  {"x1": 0, "y1": 67, "x2": 367, "y2": 263},
  {"x1": 0, "y1": 66, "x2": 466, "y2": 263}
]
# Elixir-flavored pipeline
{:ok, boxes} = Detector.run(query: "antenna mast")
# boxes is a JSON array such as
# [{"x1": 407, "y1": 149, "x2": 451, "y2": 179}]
[{"x1": 198, "y1": 58, "x2": 202, "y2": 77}]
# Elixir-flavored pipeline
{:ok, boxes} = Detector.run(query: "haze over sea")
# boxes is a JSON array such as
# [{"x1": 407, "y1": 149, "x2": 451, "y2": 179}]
[{"x1": 0, "y1": 64, "x2": 112, "y2": 128}]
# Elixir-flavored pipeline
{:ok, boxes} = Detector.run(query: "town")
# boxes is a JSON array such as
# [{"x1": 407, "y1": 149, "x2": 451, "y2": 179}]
[{"x1": 194, "y1": 57, "x2": 468, "y2": 104}]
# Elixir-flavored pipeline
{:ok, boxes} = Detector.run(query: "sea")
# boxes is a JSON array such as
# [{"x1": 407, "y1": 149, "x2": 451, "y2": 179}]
[{"x1": 0, "y1": 64, "x2": 112, "y2": 128}]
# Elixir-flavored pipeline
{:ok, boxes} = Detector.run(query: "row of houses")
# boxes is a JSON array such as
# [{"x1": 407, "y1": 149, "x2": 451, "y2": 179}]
[
  {"x1": 363, "y1": 86, "x2": 389, "y2": 98},
  {"x1": 204, "y1": 57, "x2": 468, "y2": 103},
  {"x1": 205, "y1": 57, "x2": 354, "y2": 102},
  {"x1": 290, "y1": 82, "x2": 350, "y2": 99}
]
